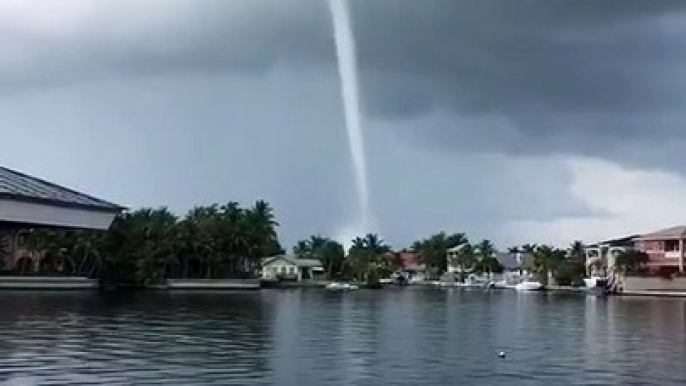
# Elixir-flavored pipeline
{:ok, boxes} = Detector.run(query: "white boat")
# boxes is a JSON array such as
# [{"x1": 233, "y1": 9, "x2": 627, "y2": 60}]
[
  {"x1": 583, "y1": 277, "x2": 602, "y2": 289},
  {"x1": 493, "y1": 280, "x2": 515, "y2": 290},
  {"x1": 515, "y1": 280, "x2": 544, "y2": 291},
  {"x1": 325, "y1": 282, "x2": 359, "y2": 291}
]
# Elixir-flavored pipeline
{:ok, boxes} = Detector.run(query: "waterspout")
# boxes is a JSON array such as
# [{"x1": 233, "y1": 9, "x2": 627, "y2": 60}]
[{"x1": 328, "y1": 0, "x2": 373, "y2": 237}]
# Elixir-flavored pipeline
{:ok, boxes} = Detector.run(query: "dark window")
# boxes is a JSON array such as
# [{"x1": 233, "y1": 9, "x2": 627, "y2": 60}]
[{"x1": 665, "y1": 240, "x2": 680, "y2": 252}]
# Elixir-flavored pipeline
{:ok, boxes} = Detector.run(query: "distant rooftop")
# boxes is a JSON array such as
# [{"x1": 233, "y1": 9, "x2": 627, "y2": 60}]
[
  {"x1": 590, "y1": 234, "x2": 641, "y2": 247},
  {"x1": 0, "y1": 166, "x2": 124, "y2": 212},
  {"x1": 496, "y1": 252, "x2": 533, "y2": 270},
  {"x1": 262, "y1": 255, "x2": 323, "y2": 268},
  {"x1": 638, "y1": 226, "x2": 686, "y2": 240}
]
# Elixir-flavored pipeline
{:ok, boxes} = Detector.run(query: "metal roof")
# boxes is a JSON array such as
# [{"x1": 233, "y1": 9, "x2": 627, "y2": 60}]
[
  {"x1": 0, "y1": 166, "x2": 124, "y2": 212},
  {"x1": 262, "y1": 255, "x2": 323, "y2": 268}
]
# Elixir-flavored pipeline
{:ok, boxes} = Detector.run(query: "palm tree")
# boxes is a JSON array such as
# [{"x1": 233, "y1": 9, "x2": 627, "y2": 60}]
[
  {"x1": 446, "y1": 243, "x2": 474, "y2": 275},
  {"x1": 473, "y1": 239, "x2": 501, "y2": 276},
  {"x1": 532, "y1": 244, "x2": 567, "y2": 284},
  {"x1": 475, "y1": 240, "x2": 496, "y2": 259},
  {"x1": 346, "y1": 233, "x2": 392, "y2": 283},
  {"x1": 521, "y1": 243, "x2": 538, "y2": 254},
  {"x1": 615, "y1": 250, "x2": 648, "y2": 275},
  {"x1": 412, "y1": 232, "x2": 467, "y2": 275},
  {"x1": 20, "y1": 200, "x2": 285, "y2": 287},
  {"x1": 569, "y1": 240, "x2": 585, "y2": 261},
  {"x1": 361, "y1": 233, "x2": 391, "y2": 254},
  {"x1": 293, "y1": 235, "x2": 344, "y2": 279}
]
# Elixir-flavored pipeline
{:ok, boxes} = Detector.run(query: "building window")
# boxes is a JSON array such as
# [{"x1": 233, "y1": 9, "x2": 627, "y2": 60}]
[
  {"x1": 665, "y1": 240, "x2": 680, "y2": 252},
  {"x1": 289, "y1": 266, "x2": 296, "y2": 274},
  {"x1": 280, "y1": 266, "x2": 287, "y2": 274}
]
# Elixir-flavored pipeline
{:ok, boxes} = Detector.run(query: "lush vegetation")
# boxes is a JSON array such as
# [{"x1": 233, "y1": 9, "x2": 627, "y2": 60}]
[
  {"x1": 292, "y1": 233, "x2": 395, "y2": 287},
  {"x1": 293, "y1": 235, "x2": 345, "y2": 279},
  {"x1": 614, "y1": 250, "x2": 649, "y2": 275},
  {"x1": 509, "y1": 241, "x2": 587, "y2": 286},
  {"x1": 411, "y1": 232, "x2": 467, "y2": 275},
  {"x1": 5, "y1": 198, "x2": 602, "y2": 289},
  {"x1": 10, "y1": 200, "x2": 283, "y2": 287}
]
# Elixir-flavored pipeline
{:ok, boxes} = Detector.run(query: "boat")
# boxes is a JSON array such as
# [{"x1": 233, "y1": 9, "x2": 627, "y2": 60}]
[
  {"x1": 325, "y1": 282, "x2": 359, "y2": 291},
  {"x1": 463, "y1": 274, "x2": 493, "y2": 288},
  {"x1": 493, "y1": 280, "x2": 515, "y2": 290},
  {"x1": 514, "y1": 280, "x2": 544, "y2": 291},
  {"x1": 583, "y1": 277, "x2": 602, "y2": 289}
]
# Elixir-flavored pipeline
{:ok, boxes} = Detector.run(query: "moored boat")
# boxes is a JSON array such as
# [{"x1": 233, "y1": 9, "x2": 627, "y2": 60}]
[
  {"x1": 325, "y1": 282, "x2": 359, "y2": 291},
  {"x1": 515, "y1": 280, "x2": 544, "y2": 291},
  {"x1": 583, "y1": 276, "x2": 602, "y2": 289}
]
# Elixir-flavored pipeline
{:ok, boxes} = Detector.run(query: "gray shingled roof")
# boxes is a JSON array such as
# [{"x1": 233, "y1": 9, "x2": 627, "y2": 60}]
[
  {"x1": 0, "y1": 166, "x2": 124, "y2": 212},
  {"x1": 638, "y1": 226, "x2": 686, "y2": 240},
  {"x1": 495, "y1": 252, "x2": 520, "y2": 270}
]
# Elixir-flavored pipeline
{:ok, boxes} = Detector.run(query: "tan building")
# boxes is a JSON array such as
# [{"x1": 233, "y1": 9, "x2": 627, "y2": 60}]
[{"x1": 636, "y1": 226, "x2": 686, "y2": 275}]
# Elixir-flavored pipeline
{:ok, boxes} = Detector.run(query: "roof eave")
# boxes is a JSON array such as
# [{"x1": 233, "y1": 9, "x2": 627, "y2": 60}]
[{"x1": 0, "y1": 193, "x2": 125, "y2": 213}]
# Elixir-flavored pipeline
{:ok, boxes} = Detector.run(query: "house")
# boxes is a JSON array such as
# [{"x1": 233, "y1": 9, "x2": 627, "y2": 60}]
[
  {"x1": 395, "y1": 251, "x2": 425, "y2": 274},
  {"x1": 635, "y1": 226, "x2": 686, "y2": 275},
  {"x1": 0, "y1": 166, "x2": 123, "y2": 274},
  {"x1": 261, "y1": 255, "x2": 325, "y2": 281},
  {"x1": 446, "y1": 245, "x2": 467, "y2": 274},
  {"x1": 584, "y1": 235, "x2": 639, "y2": 275},
  {"x1": 391, "y1": 251, "x2": 427, "y2": 281},
  {"x1": 495, "y1": 252, "x2": 533, "y2": 274},
  {"x1": 446, "y1": 247, "x2": 533, "y2": 275}
]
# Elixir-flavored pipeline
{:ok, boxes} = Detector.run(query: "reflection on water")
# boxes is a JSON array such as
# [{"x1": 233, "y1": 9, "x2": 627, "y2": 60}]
[{"x1": 0, "y1": 290, "x2": 684, "y2": 385}]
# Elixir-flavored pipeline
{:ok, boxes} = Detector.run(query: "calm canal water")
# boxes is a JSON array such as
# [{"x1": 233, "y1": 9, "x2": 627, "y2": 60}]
[{"x1": 0, "y1": 289, "x2": 684, "y2": 385}]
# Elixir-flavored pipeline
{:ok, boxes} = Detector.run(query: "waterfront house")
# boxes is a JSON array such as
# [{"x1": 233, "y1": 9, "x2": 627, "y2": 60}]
[
  {"x1": 635, "y1": 226, "x2": 686, "y2": 275},
  {"x1": 495, "y1": 252, "x2": 534, "y2": 274},
  {"x1": 446, "y1": 244, "x2": 467, "y2": 274},
  {"x1": 0, "y1": 166, "x2": 123, "y2": 275},
  {"x1": 584, "y1": 235, "x2": 639, "y2": 276},
  {"x1": 392, "y1": 251, "x2": 427, "y2": 281},
  {"x1": 261, "y1": 255, "x2": 324, "y2": 281}
]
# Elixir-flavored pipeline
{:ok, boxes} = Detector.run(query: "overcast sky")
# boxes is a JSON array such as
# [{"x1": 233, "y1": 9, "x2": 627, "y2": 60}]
[{"x1": 3, "y1": 0, "x2": 686, "y2": 249}]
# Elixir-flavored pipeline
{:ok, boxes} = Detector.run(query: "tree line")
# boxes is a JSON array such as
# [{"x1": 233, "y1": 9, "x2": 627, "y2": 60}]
[
  {"x1": 292, "y1": 233, "x2": 647, "y2": 286},
  {"x1": 1, "y1": 200, "x2": 649, "y2": 287},
  {"x1": 292, "y1": 232, "x2": 589, "y2": 285},
  {"x1": 3, "y1": 200, "x2": 282, "y2": 287}
]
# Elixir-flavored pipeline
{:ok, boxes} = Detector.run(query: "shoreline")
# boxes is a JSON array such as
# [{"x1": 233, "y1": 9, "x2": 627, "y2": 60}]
[{"x1": 2, "y1": 276, "x2": 686, "y2": 298}]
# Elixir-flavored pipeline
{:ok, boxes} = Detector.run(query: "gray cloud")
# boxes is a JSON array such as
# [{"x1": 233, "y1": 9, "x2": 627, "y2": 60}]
[{"x1": 5, "y1": 0, "x2": 686, "y2": 164}]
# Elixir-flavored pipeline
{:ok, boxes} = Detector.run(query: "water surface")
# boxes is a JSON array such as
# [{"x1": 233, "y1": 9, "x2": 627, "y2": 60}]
[{"x1": 0, "y1": 289, "x2": 684, "y2": 385}]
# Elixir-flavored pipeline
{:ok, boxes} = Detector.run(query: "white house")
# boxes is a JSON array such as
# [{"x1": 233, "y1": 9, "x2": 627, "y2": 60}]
[
  {"x1": 446, "y1": 246, "x2": 533, "y2": 278},
  {"x1": 584, "y1": 235, "x2": 639, "y2": 275},
  {"x1": 261, "y1": 255, "x2": 324, "y2": 281},
  {"x1": 446, "y1": 245, "x2": 467, "y2": 274}
]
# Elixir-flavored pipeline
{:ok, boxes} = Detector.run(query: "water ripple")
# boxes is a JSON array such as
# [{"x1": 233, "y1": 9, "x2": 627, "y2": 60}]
[{"x1": 0, "y1": 291, "x2": 684, "y2": 385}]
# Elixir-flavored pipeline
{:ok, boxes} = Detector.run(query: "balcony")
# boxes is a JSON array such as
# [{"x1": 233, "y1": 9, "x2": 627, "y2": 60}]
[{"x1": 664, "y1": 251, "x2": 683, "y2": 259}]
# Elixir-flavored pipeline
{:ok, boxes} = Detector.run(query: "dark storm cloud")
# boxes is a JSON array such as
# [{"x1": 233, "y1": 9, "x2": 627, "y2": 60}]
[
  {"x1": 5, "y1": 0, "x2": 685, "y2": 163},
  {"x1": 0, "y1": 0, "x2": 333, "y2": 93},
  {"x1": 348, "y1": 1, "x2": 686, "y2": 147},
  {"x1": 5, "y1": 0, "x2": 686, "y2": 247}
]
